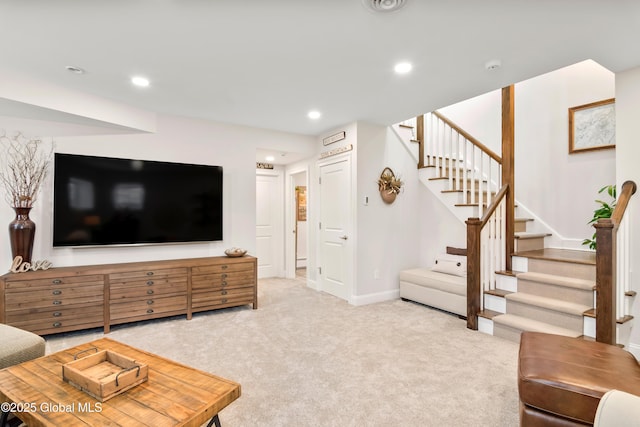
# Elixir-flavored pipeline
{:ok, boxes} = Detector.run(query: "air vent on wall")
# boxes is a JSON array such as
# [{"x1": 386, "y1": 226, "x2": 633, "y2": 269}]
[{"x1": 362, "y1": 0, "x2": 406, "y2": 12}]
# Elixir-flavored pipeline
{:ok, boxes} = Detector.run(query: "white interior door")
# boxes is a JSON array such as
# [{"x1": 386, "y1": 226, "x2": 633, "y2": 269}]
[
  {"x1": 256, "y1": 173, "x2": 282, "y2": 278},
  {"x1": 319, "y1": 157, "x2": 352, "y2": 300}
]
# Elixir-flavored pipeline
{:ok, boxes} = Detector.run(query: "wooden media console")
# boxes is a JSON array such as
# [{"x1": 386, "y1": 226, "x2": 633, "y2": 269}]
[{"x1": 0, "y1": 256, "x2": 257, "y2": 335}]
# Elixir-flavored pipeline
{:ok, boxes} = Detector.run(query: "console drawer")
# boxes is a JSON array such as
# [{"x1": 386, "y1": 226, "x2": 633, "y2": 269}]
[
  {"x1": 5, "y1": 284, "x2": 104, "y2": 311},
  {"x1": 191, "y1": 262, "x2": 253, "y2": 275},
  {"x1": 6, "y1": 303, "x2": 104, "y2": 332},
  {"x1": 192, "y1": 273, "x2": 255, "y2": 290},
  {"x1": 110, "y1": 295, "x2": 187, "y2": 321},
  {"x1": 110, "y1": 278, "x2": 187, "y2": 301},
  {"x1": 109, "y1": 267, "x2": 187, "y2": 281},
  {"x1": 4, "y1": 274, "x2": 104, "y2": 291}
]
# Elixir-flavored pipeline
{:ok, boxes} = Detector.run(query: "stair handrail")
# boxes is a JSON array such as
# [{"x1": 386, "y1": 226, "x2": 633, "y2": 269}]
[
  {"x1": 594, "y1": 180, "x2": 637, "y2": 344},
  {"x1": 466, "y1": 183, "x2": 509, "y2": 329},
  {"x1": 431, "y1": 111, "x2": 502, "y2": 164},
  {"x1": 476, "y1": 184, "x2": 509, "y2": 226}
]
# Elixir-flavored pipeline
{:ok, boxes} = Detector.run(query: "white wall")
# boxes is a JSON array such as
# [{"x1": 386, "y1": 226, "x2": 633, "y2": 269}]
[
  {"x1": 417, "y1": 184, "x2": 466, "y2": 269},
  {"x1": 439, "y1": 90, "x2": 502, "y2": 154},
  {"x1": 616, "y1": 66, "x2": 640, "y2": 358},
  {"x1": 440, "y1": 60, "x2": 616, "y2": 247},
  {"x1": 516, "y1": 60, "x2": 615, "y2": 245},
  {"x1": 0, "y1": 114, "x2": 314, "y2": 268},
  {"x1": 354, "y1": 122, "x2": 421, "y2": 304}
]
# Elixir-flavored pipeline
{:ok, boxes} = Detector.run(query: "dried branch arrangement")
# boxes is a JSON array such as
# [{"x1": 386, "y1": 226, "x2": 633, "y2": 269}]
[
  {"x1": 0, "y1": 131, "x2": 53, "y2": 208},
  {"x1": 377, "y1": 168, "x2": 403, "y2": 195}
]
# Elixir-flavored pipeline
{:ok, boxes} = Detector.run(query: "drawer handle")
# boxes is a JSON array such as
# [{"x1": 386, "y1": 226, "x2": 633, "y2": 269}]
[
  {"x1": 147, "y1": 280, "x2": 154, "y2": 285},
  {"x1": 53, "y1": 322, "x2": 62, "y2": 328},
  {"x1": 222, "y1": 265, "x2": 228, "y2": 270},
  {"x1": 221, "y1": 290, "x2": 228, "y2": 295},
  {"x1": 147, "y1": 289, "x2": 154, "y2": 295},
  {"x1": 221, "y1": 281, "x2": 227, "y2": 286},
  {"x1": 221, "y1": 298, "x2": 228, "y2": 303},
  {"x1": 52, "y1": 290, "x2": 62, "y2": 295},
  {"x1": 53, "y1": 312, "x2": 62, "y2": 317},
  {"x1": 147, "y1": 300, "x2": 154, "y2": 305},
  {"x1": 221, "y1": 273, "x2": 228, "y2": 279},
  {"x1": 52, "y1": 279, "x2": 62, "y2": 285},
  {"x1": 147, "y1": 309, "x2": 154, "y2": 314},
  {"x1": 146, "y1": 272, "x2": 154, "y2": 276},
  {"x1": 53, "y1": 300, "x2": 62, "y2": 305}
]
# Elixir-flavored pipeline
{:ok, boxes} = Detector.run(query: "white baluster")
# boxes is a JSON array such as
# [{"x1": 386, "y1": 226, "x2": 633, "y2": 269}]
[{"x1": 448, "y1": 127, "x2": 453, "y2": 189}]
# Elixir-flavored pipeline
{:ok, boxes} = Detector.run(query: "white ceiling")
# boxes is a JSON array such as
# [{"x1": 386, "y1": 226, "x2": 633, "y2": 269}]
[{"x1": 1, "y1": 1, "x2": 639, "y2": 157}]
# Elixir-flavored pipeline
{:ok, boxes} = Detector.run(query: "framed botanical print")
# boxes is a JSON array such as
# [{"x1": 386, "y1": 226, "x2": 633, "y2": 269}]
[{"x1": 569, "y1": 98, "x2": 615, "y2": 154}]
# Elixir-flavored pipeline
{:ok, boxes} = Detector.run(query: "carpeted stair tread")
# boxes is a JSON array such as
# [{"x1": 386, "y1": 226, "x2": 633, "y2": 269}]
[
  {"x1": 505, "y1": 292, "x2": 592, "y2": 316},
  {"x1": 493, "y1": 313, "x2": 582, "y2": 338},
  {"x1": 517, "y1": 271, "x2": 594, "y2": 291}
]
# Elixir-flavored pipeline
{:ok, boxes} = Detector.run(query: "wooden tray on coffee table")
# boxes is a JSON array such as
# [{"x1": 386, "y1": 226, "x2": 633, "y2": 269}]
[{"x1": 62, "y1": 347, "x2": 148, "y2": 401}]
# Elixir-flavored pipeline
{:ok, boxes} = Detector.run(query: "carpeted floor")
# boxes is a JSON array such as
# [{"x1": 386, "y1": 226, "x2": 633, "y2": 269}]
[{"x1": 46, "y1": 277, "x2": 520, "y2": 426}]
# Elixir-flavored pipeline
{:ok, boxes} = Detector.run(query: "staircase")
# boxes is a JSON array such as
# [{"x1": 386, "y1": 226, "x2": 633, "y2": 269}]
[
  {"x1": 393, "y1": 107, "x2": 636, "y2": 347},
  {"x1": 481, "y1": 239, "x2": 598, "y2": 343}
]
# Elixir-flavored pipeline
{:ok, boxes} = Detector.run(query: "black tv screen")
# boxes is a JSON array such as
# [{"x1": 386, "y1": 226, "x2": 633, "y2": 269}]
[{"x1": 53, "y1": 153, "x2": 223, "y2": 247}]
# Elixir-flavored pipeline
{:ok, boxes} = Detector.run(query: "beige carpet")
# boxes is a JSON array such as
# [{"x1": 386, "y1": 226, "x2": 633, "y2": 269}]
[{"x1": 46, "y1": 277, "x2": 520, "y2": 426}]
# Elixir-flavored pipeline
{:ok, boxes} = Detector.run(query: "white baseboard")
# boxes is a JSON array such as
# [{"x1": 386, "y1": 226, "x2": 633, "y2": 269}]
[
  {"x1": 350, "y1": 289, "x2": 399, "y2": 306},
  {"x1": 306, "y1": 279, "x2": 320, "y2": 291},
  {"x1": 628, "y1": 343, "x2": 640, "y2": 361}
]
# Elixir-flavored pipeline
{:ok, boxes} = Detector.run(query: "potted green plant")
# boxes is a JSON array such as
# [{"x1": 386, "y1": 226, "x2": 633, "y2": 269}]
[{"x1": 582, "y1": 184, "x2": 616, "y2": 250}]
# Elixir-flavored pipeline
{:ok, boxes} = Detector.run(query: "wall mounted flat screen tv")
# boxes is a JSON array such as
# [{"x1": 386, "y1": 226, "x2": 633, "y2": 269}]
[{"x1": 53, "y1": 153, "x2": 223, "y2": 247}]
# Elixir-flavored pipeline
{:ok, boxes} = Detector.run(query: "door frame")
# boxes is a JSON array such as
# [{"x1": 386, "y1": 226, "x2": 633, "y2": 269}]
[{"x1": 285, "y1": 165, "x2": 309, "y2": 279}]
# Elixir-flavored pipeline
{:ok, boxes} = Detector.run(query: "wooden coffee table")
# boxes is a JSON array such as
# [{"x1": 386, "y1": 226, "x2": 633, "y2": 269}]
[{"x1": 0, "y1": 337, "x2": 240, "y2": 426}]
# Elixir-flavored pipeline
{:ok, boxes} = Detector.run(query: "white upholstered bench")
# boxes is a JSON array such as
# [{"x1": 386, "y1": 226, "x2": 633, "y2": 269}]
[{"x1": 399, "y1": 247, "x2": 467, "y2": 318}]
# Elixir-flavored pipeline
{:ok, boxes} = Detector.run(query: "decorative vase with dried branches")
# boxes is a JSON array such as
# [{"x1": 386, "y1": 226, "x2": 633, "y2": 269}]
[{"x1": 0, "y1": 131, "x2": 52, "y2": 263}]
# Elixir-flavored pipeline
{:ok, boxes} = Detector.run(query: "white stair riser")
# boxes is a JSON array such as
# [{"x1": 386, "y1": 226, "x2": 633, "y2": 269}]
[
  {"x1": 618, "y1": 321, "x2": 633, "y2": 349},
  {"x1": 484, "y1": 294, "x2": 506, "y2": 313},
  {"x1": 496, "y1": 275, "x2": 518, "y2": 292},
  {"x1": 512, "y1": 256, "x2": 528, "y2": 273},
  {"x1": 478, "y1": 317, "x2": 494, "y2": 336},
  {"x1": 584, "y1": 316, "x2": 595, "y2": 338}
]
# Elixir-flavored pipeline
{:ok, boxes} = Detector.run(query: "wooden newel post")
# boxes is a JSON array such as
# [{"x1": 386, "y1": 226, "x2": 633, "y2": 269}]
[
  {"x1": 594, "y1": 218, "x2": 616, "y2": 345},
  {"x1": 417, "y1": 115, "x2": 425, "y2": 169},
  {"x1": 466, "y1": 217, "x2": 482, "y2": 330}
]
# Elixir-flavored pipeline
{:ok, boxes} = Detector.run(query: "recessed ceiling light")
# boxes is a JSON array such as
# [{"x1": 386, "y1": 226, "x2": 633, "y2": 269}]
[
  {"x1": 394, "y1": 62, "x2": 413, "y2": 74},
  {"x1": 65, "y1": 65, "x2": 85, "y2": 74},
  {"x1": 362, "y1": 0, "x2": 407, "y2": 13},
  {"x1": 266, "y1": 156, "x2": 275, "y2": 162},
  {"x1": 131, "y1": 76, "x2": 150, "y2": 87},
  {"x1": 308, "y1": 110, "x2": 321, "y2": 120}
]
